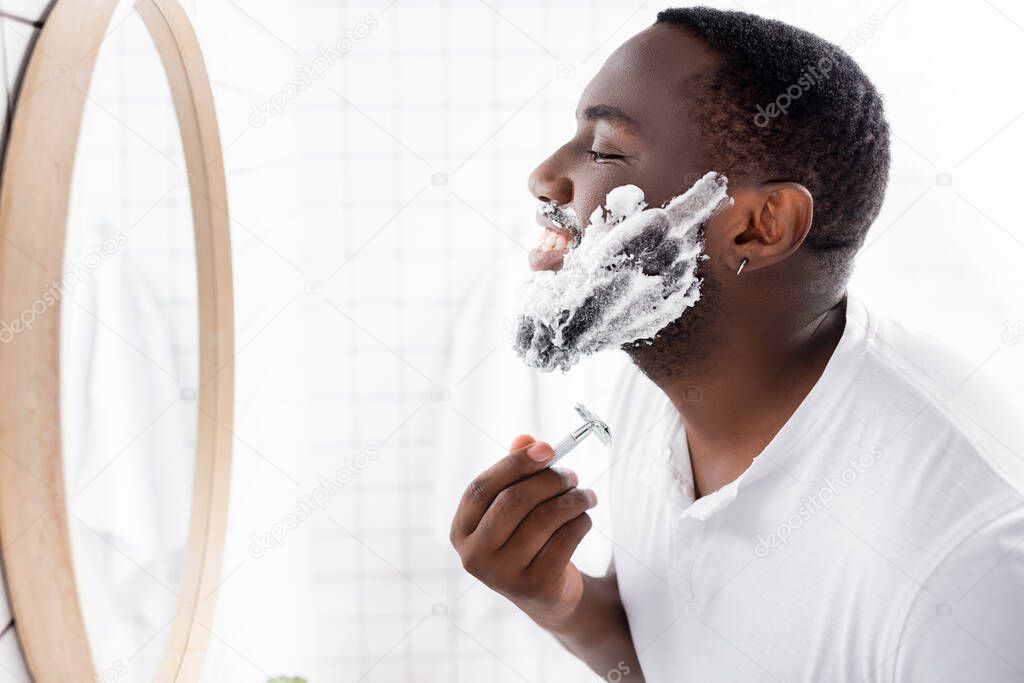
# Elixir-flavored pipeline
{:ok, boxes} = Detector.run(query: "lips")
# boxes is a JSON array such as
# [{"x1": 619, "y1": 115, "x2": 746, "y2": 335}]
[{"x1": 528, "y1": 228, "x2": 571, "y2": 270}]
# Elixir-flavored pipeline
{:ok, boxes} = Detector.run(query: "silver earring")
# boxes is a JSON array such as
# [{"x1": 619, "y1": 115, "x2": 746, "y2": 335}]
[{"x1": 736, "y1": 257, "x2": 749, "y2": 276}]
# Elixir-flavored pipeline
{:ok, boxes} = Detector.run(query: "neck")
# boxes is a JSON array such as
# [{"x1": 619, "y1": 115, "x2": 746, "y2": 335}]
[{"x1": 628, "y1": 294, "x2": 848, "y2": 497}]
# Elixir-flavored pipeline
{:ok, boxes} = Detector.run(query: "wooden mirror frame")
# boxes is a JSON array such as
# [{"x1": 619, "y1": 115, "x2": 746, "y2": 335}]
[{"x1": 0, "y1": 0, "x2": 234, "y2": 681}]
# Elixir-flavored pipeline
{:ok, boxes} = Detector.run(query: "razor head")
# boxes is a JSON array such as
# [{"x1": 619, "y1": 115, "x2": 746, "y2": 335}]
[{"x1": 574, "y1": 403, "x2": 612, "y2": 445}]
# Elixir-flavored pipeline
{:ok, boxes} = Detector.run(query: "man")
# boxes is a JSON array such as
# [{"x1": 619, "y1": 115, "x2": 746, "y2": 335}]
[{"x1": 449, "y1": 7, "x2": 1024, "y2": 681}]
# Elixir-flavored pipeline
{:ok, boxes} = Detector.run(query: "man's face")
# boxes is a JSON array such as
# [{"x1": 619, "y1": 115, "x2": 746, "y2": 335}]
[{"x1": 527, "y1": 24, "x2": 719, "y2": 272}]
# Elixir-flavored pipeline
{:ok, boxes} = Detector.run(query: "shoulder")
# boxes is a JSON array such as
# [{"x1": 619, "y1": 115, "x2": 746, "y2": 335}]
[
  {"x1": 846, "y1": 294, "x2": 1024, "y2": 499},
  {"x1": 839, "y1": 298, "x2": 1024, "y2": 679},
  {"x1": 889, "y1": 502, "x2": 1024, "y2": 681}
]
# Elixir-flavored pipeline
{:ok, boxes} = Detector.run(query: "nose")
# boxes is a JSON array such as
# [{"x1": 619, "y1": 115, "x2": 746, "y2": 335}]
[{"x1": 527, "y1": 153, "x2": 572, "y2": 206}]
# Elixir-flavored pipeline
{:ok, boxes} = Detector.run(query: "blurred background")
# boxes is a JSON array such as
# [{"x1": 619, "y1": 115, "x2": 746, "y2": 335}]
[{"x1": 2, "y1": 0, "x2": 1023, "y2": 681}]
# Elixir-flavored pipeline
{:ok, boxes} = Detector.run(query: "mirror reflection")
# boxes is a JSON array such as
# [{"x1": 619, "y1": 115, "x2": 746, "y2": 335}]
[{"x1": 59, "y1": 3, "x2": 198, "y2": 680}]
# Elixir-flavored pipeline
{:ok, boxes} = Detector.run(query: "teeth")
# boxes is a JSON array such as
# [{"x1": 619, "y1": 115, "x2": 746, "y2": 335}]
[{"x1": 536, "y1": 229, "x2": 570, "y2": 252}]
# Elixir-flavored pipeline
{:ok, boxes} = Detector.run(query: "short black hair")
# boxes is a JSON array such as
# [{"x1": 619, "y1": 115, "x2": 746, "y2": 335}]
[{"x1": 655, "y1": 7, "x2": 891, "y2": 283}]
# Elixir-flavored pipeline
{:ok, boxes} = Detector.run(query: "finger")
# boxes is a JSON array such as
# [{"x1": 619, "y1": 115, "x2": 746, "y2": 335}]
[
  {"x1": 452, "y1": 439, "x2": 555, "y2": 538},
  {"x1": 473, "y1": 467, "x2": 578, "y2": 549},
  {"x1": 526, "y1": 512, "x2": 594, "y2": 578},
  {"x1": 503, "y1": 487, "x2": 596, "y2": 562},
  {"x1": 508, "y1": 433, "x2": 534, "y2": 451}
]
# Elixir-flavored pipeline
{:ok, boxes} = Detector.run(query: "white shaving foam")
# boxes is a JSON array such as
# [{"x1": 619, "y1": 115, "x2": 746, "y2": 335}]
[{"x1": 514, "y1": 171, "x2": 731, "y2": 372}]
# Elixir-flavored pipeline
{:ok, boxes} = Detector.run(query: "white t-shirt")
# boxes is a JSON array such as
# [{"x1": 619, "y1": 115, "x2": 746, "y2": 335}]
[{"x1": 607, "y1": 292, "x2": 1024, "y2": 682}]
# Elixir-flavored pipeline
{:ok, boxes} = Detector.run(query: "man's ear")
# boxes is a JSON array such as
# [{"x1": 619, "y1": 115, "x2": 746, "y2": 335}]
[{"x1": 712, "y1": 182, "x2": 813, "y2": 274}]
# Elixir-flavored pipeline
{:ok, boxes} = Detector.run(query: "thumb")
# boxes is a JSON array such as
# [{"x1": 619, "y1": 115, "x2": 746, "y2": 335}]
[{"x1": 508, "y1": 433, "x2": 535, "y2": 452}]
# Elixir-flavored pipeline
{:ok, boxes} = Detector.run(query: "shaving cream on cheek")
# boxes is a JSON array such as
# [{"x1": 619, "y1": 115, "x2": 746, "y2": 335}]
[{"x1": 513, "y1": 171, "x2": 732, "y2": 372}]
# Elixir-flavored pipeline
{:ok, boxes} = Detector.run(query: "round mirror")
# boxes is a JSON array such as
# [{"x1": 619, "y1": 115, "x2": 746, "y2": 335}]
[
  {"x1": 0, "y1": 0, "x2": 234, "y2": 681},
  {"x1": 60, "y1": 2, "x2": 198, "y2": 680}
]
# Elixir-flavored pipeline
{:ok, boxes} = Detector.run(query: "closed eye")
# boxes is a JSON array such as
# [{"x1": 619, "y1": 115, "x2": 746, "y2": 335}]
[{"x1": 586, "y1": 150, "x2": 624, "y2": 162}]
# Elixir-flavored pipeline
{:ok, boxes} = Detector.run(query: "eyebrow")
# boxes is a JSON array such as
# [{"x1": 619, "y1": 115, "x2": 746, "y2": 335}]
[{"x1": 580, "y1": 104, "x2": 642, "y2": 132}]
